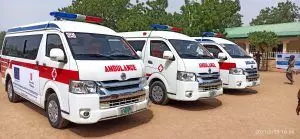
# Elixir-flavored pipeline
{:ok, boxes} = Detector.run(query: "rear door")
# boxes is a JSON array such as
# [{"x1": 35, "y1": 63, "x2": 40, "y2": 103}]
[{"x1": 5, "y1": 34, "x2": 43, "y2": 104}]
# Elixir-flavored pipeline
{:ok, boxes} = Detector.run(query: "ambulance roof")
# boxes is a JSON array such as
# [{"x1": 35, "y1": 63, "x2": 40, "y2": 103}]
[
  {"x1": 7, "y1": 21, "x2": 118, "y2": 36},
  {"x1": 192, "y1": 37, "x2": 235, "y2": 44},
  {"x1": 120, "y1": 31, "x2": 196, "y2": 41}
]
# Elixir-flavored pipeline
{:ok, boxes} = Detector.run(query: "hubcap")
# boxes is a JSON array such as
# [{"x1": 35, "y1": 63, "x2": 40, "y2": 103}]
[
  {"x1": 152, "y1": 85, "x2": 164, "y2": 102},
  {"x1": 48, "y1": 100, "x2": 59, "y2": 123},
  {"x1": 7, "y1": 83, "x2": 13, "y2": 99}
]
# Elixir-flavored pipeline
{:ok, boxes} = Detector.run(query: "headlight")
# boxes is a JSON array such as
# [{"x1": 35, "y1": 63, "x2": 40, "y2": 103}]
[
  {"x1": 229, "y1": 68, "x2": 244, "y2": 75},
  {"x1": 177, "y1": 71, "x2": 196, "y2": 81},
  {"x1": 139, "y1": 77, "x2": 148, "y2": 88},
  {"x1": 69, "y1": 80, "x2": 97, "y2": 94}
]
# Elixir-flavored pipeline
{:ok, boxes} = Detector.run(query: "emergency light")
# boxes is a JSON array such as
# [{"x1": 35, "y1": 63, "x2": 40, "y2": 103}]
[
  {"x1": 202, "y1": 32, "x2": 223, "y2": 38},
  {"x1": 151, "y1": 24, "x2": 183, "y2": 32},
  {"x1": 50, "y1": 11, "x2": 104, "y2": 24}
]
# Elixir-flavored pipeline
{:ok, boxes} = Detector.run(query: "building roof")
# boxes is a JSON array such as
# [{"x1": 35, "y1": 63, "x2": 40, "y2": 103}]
[{"x1": 225, "y1": 22, "x2": 300, "y2": 39}]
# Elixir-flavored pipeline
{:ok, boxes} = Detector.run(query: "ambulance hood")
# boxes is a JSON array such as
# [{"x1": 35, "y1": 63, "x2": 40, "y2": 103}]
[
  {"x1": 232, "y1": 58, "x2": 257, "y2": 69},
  {"x1": 75, "y1": 60, "x2": 144, "y2": 81},
  {"x1": 181, "y1": 59, "x2": 220, "y2": 74}
]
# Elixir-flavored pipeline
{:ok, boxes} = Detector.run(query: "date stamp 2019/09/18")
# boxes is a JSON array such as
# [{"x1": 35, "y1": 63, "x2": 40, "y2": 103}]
[{"x1": 255, "y1": 129, "x2": 295, "y2": 136}]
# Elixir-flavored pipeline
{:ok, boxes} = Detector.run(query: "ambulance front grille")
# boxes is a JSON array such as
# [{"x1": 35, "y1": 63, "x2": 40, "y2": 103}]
[
  {"x1": 97, "y1": 78, "x2": 142, "y2": 95},
  {"x1": 245, "y1": 68, "x2": 259, "y2": 82},
  {"x1": 198, "y1": 81, "x2": 222, "y2": 92},
  {"x1": 99, "y1": 91, "x2": 145, "y2": 109}
]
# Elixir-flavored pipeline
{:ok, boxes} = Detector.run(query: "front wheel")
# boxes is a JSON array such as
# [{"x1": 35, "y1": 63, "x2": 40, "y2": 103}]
[
  {"x1": 46, "y1": 93, "x2": 69, "y2": 129},
  {"x1": 149, "y1": 81, "x2": 169, "y2": 105}
]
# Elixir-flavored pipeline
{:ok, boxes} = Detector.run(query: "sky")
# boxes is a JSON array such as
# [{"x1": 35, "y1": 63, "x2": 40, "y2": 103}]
[{"x1": 0, "y1": 0, "x2": 300, "y2": 31}]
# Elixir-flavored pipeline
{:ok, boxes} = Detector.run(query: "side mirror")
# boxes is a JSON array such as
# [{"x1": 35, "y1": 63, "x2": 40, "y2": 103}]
[
  {"x1": 50, "y1": 48, "x2": 65, "y2": 62},
  {"x1": 136, "y1": 51, "x2": 142, "y2": 58},
  {"x1": 163, "y1": 51, "x2": 174, "y2": 61},
  {"x1": 218, "y1": 52, "x2": 227, "y2": 60}
]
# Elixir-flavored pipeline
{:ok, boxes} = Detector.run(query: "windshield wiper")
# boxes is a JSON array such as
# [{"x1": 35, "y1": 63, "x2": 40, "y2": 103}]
[
  {"x1": 199, "y1": 55, "x2": 214, "y2": 59},
  {"x1": 109, "y1": 54, "x2": 137, "y2": 59},
  {"x1": 87, "y1": 54, "x2": 115, "y2": 60}
]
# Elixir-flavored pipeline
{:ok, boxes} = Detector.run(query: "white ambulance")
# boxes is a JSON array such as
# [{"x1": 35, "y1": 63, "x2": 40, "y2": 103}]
[
  {"x1": 193, "y1": 35, "x2": 260, "y2": 89},
  {"x1": 0, "y1": 12, "x2": 148, "y2": 128},
  {"x1": 119, "y1": 25, "x2": 223, "y2": 105}
]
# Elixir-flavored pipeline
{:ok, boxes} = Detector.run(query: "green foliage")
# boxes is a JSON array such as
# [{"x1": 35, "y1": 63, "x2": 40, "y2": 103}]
[
  {"x1": 59, "y1": 0, "x2": 243, "y2": 36},
  {"x1": 248, "y1": 31, "x2": 279, "y2": 52},
  {"x1": 250, "y1": 1, "x2": 300, "y2": 25},
  {"x1": 180, "y1": 0, "x2": 242, "y2": 36},
  {"x1": 0, "y1": 31, "x2": 6, "y2": 46}
]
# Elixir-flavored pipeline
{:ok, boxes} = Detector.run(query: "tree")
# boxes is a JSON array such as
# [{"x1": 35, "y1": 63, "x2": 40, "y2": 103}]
[
  {"x1": 180, "y1": 0, "x2": 243, "y2": 36},
  {"x1": 0, "y1": 31, "x2": 6, "y2": 46},
  {"x1": 250, "y1": 1, "x2": 300, "y2": 25},
  {"x1": 59, "y1": 0, "x2": 131, "y2": 30},
  {"x1": 248, "y1": 31, "x2": 279, "y2": 70}
]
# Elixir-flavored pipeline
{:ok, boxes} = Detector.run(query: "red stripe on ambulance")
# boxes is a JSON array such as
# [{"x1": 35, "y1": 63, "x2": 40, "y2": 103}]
[
  {"x1": 1, "y1": 58, "x2": 79, "y2": 84},
  {"x1": 219, "y1": 62, "x2": 236, "y2": 70}
]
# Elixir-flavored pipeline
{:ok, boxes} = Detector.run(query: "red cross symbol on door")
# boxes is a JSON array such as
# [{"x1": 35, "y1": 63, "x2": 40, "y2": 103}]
[{"x1": 158, "y1": 64, "x2": 164, "y2": 72}]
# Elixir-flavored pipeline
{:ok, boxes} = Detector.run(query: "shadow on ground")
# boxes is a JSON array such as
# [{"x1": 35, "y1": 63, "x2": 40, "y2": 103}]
[
  {"x1": 168, "y1": 98, "x2": 222, "y2": 111},
  {"x1": 69, "y1": 110, "x2": 153, "y2": 137},
  {"x1": 22, "y1": 100, "x2": 153, "y2": 138},
  {"x1": 223, "y1": 88, "x2": 258, "y2": 95}
]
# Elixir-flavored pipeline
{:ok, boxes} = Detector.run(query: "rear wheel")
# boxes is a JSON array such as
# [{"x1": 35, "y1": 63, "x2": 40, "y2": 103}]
[
  {"x1": 7, "y1": 79, "x2": 21, "y2": 103},
  {"x1": 46, "y1": 93, "x2": 69, "y2": 129},
  {"x1": 149, "y1": 81, "x2": 169, "y2": 105}
]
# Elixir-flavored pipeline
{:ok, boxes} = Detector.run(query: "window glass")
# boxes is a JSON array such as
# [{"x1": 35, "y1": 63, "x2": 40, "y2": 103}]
[
  {"x1": 46, "y1": 34, "x2": 64, "y2": 57},
  {"x1": 23, "y1": 35, "x2": 42, "y2": 59},
  {"x1": 65, "y1": 32, "x2": 138, "y2": 60},
  {"x1": 150, "y1": 40, "x2": 171, "y2": 58},
  {"x1": 2, "y1": 35, "x2": 42, "y2": 59},
  {"x1": 222, "y1": 44, "x2": 251, "y2": 58},
  {"x1": 170, "y1": 39, "x2": 213, "y2": 59},
  {"x1": 203, "y1": 45, "x2": 223, "y2": 58},
  {"x1": 127, "y1": 40, "x2": 146, "y2": 51}
]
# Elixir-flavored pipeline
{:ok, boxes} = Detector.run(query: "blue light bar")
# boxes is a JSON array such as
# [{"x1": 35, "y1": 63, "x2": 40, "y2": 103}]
[
  {"x1": 50, "y1": 11, "x2": 103, "y2": 23},
  {"x1": 151, "y1": 24, "x2": 183, "y2": 32},
  {"x1": 202, "y1": 32, "x2": 216, "y2": 37},
  {"x1": 151, "y1": 24, "x2": 169, "y2": 30},
  {"x1": 50, "y1": 12, "x2": 78, "y2": 20}
]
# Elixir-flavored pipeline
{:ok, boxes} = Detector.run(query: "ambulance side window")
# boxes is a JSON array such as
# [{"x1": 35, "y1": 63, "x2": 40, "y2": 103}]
[
  {"x1": 46, "y1": 34, "x2": 66, "y2": 57},
  {"x1": 203, "y1": 45, "x2": 222, "y2": 58},
  {"x1": 127, "y1": 40, "x2": 145, "y2": 51},
  {"x1": 23, "y1": 35, "x2": 43, "y2": 60},
  {"x1": 150, "y1": 40, "x2": 171, "y2": 59}
]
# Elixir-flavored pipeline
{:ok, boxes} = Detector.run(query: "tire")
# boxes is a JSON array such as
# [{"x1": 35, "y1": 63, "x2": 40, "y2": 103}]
[
  {"x1": 149, "y1": 81, "x2": 169, "y2": 105},
  {"x1": 7, "y1": 79, "x2": 21, "y2": 103},
  {"x1": 46, "y1": 93, "x2": 69, "y2": 129}
]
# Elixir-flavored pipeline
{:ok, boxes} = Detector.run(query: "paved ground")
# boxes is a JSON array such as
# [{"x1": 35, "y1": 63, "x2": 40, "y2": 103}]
[{"x1": 0, "y1": 72, "x2": 299, "y2": 139}]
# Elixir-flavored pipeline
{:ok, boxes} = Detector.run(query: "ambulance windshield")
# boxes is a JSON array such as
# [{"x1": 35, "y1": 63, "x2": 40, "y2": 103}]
[
  {"x1": 222, "y1": 44, "x2": 251, "y2": 58},
  {"x1": 169, "y1": 39, "x2": 213, "y2": 59},
  {"x1": 65, "y1": 32, "x2": 139, "y2": 60}
]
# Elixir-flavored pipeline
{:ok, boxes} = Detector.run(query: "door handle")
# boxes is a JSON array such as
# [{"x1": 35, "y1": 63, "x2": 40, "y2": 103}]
[
  {"x1": 148, "y1": 60, "x2": 153, "y2": 64},
  {"x1": 42, "y1": 63, "x2": 46, "y2": 66}
]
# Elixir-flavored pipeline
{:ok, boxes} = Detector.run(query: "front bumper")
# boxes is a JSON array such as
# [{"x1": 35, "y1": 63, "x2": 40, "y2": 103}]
[
  {"x1": 170, "y1": 81, "x2": 223, "y2": 101},
  {"x1": 63, "y1": 86, "x2": 149, "y2": 124},
  {"x1": 225, "y1": 74, "x2": 260, "y2": 89}
]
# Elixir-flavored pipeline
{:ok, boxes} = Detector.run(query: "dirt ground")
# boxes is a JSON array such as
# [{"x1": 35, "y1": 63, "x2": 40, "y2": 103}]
[{"x1": 0, "y1": 72, "x2": 299, "y2": 139}]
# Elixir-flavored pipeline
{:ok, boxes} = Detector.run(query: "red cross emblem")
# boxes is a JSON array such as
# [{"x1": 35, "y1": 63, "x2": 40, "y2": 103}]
[
  {"x1": 51, "y1": 68, "x2": 57, "y2": 80},
  {"x1": 158, "y1": 64, "x2": 164, "y2": 72}
]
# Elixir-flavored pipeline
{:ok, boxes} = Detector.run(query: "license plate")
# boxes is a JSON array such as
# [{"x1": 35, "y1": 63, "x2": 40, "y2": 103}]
[
  {"x1": 119, "y1": 105, "x2": 133, "y2": 116},
  {"x1": 209, "y1": 91, "x2": 216, "y2": 97}
]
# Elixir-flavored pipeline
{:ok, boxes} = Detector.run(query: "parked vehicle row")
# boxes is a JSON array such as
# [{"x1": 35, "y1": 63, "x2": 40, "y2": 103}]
[{"x1": 0, "y1": 12, "x2": 260, "y2": 129}]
